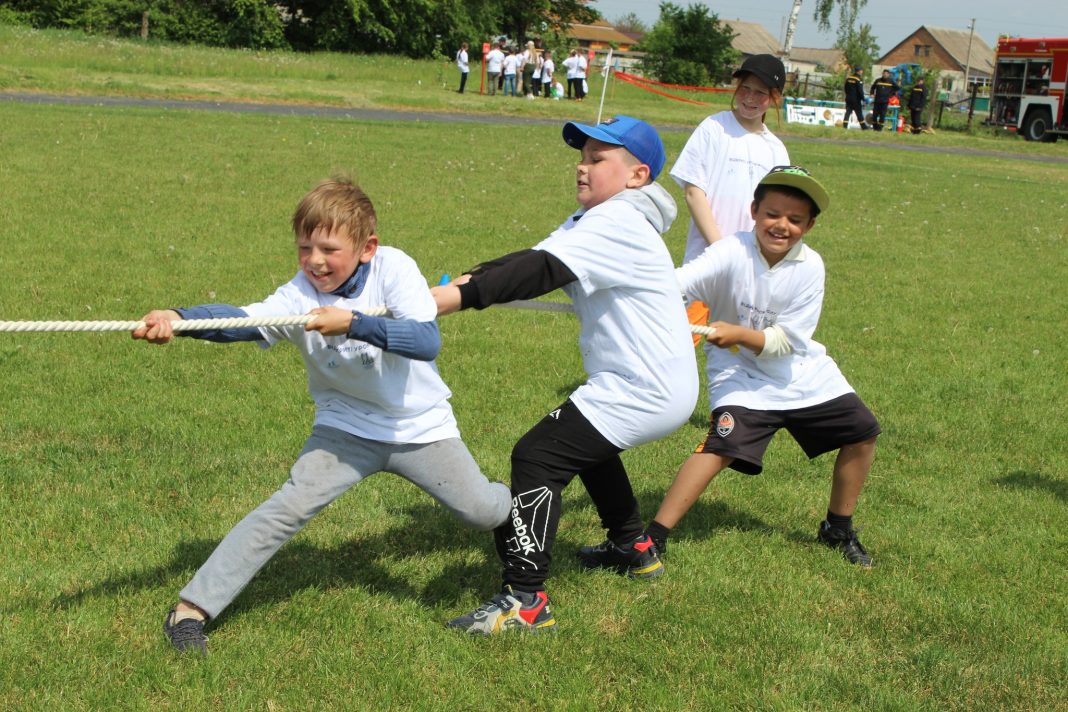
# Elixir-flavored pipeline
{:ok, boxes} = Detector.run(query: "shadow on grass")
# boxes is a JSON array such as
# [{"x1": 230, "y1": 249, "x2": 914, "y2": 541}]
[
  {"x1": 993, "y1": 470, "x2": 1068, "y2": 503},
  {"x1": 48, "y1": 501, "x2": 502, "y2": 620}
]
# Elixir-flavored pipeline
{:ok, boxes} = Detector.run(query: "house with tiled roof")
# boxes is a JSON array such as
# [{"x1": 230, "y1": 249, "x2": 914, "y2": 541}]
[
  {"x1": 789, "y1": 47, "x2": 848, "y2": 74},
  {"x1": 565, "y1": 19, "x2": 636, "y2": 51},
  {"x1": 876, "y1": 26, "x2": 995, "y2": 97},
  {"x1": 721, "y1": 19, "x2": 781, "y2": 59}
]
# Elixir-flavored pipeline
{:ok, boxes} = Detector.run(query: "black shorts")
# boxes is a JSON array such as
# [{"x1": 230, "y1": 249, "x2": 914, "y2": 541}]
[{"x1": 695, "y1": 393, "x2": 881, "y2": 475}]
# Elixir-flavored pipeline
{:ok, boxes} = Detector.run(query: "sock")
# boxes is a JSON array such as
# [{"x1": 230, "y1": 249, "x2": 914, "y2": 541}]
[
  {"x1": 826, "y1": 510, "x2": 853, "y2": 532},
  {"x1": 170, "y1": 608, "x2": 206, "y2": 624},
  {"x1": 645, "y1": 520, "x2": 671, "y2": 554}
]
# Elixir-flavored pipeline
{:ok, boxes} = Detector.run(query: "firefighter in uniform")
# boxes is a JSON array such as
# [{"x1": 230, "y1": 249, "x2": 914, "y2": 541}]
[
  {"x1": 843, "y1": 66, "x2": 867, "y2": 129},
  {"x1": 908, "y1": 76, "x2": 927, "y2": 134},
  {"x1": 869, "y1": 69, "x2": 900, "y2": 131}
]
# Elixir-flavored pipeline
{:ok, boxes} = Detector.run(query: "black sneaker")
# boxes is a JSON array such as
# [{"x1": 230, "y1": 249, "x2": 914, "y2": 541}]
[
  {"x1": 163, "y1": 607, "x2": 209, "y2": 654},
  {"x1": 817, "y1": 521, "x2": 874, "y2": 567},
  {"x1": 577, "y1": 534, "x2": 664, "y2": 579},
  {"x1": 446, "y1": 585, "x2": 557, "y2": 635}
]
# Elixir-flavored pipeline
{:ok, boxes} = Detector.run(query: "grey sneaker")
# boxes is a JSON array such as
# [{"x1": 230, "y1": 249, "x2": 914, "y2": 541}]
[
  {"x1": 164, "y1": 607, "x2": 208, "y2": 654},
  {"x1": 446, "y1": 586, "x2": 557, "y2": 635},
  {"x1": 817, "y1": 521, "x2": 874, "y2": 567}
]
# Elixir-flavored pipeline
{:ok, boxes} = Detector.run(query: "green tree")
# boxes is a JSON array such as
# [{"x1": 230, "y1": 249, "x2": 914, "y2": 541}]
[
  {"x1": 496, "y1": 0, "x2": 597, "y2": 46},
  {"x1": 612, "y1": 11, "x2": 647, "y2": 36},
  {"x1": 637, "y1": 2, "x2": 736, "y2": 86},
  {"x1": 838, "y1": 22, "x2": 879, "y2": 71},
  {"x1": 812, "y1": 0, "x2": 867, "y2": 34}
]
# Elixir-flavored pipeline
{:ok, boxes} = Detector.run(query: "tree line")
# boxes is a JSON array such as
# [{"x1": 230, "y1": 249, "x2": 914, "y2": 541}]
[{"x1": 0, "y1": 0, "x2": 598, "y2": 58}]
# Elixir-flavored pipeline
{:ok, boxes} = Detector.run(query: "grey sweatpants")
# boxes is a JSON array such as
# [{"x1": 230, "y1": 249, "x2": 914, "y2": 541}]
[{"x1": 180, "y1": 425, "x2": 510, "y2": 619}]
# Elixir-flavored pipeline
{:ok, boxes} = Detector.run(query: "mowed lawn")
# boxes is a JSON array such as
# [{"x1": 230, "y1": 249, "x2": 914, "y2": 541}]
[{"x1": 0, "y1": 92, "x2": 1066, "y2": 710}]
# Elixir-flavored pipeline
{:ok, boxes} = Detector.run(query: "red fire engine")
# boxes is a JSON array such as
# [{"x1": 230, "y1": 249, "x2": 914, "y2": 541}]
[{"x1": 988, "y1": 37, "x2": 1068, "y2": 142}]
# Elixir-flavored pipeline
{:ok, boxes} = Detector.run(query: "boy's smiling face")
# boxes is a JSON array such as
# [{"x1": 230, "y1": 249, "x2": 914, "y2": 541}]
[
  {"x1": 575, "y1": 138, "x2": 649, "y2": 210},
  {"x1": 750, "y1": 189, "x2": 815, "y2": 266},
  {"x1": 297, "y1": 225, "x2": 377, "y2": 293}
]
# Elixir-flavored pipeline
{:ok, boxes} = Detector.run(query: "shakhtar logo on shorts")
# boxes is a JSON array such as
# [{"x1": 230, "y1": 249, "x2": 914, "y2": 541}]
[{"x1": 716, "y1": 412, "x2": 735, "y2": 437}]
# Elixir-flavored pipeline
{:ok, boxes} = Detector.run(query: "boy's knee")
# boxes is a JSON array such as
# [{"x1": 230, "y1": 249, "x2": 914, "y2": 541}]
[{"x1": 456, "y1": 481, "x2": 511, "y2": 530}]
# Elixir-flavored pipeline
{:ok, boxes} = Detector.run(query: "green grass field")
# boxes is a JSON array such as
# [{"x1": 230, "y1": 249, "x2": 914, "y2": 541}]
[{"x1": 1, "y1": 26, "x2": 1067, "y2": 712}]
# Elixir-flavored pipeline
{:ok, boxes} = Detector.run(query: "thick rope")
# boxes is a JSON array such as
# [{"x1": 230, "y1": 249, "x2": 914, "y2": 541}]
[
  {"x1": 0, "y1": 304, "x2": 720, "y2": 336},
  {"x1": 0, "y1": 307, "x2": 389, "y2": 333}
]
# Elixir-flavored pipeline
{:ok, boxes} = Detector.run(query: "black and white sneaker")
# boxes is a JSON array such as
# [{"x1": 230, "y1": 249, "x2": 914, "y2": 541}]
[
  {"x1": 577, "y1": 534, "x2": 664, "y2": 579},
  {"x1": 163, "y1": 607, "x2": 208, "y2": 654},
  {"x1": 817, "y1": 521, "x2": 874, "y2": 568}
]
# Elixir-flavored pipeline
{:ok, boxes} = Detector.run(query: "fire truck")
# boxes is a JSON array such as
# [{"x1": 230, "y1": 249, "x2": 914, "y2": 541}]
[{"x1": 987, "y1": 37, "x2": 1068, "y2": 142}]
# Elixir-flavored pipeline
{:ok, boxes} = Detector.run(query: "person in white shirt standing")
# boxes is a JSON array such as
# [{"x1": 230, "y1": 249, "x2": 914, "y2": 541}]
[
  {"x1": 485, "y1": 41, "x2": 505, "y2": 96},
  {"x1": 540, "y1": 49, "x2": 555, "y2": 99},
  {"x1": 456, "y1": 42, "x2": 469, "y2": 93},
  {"x1": 574, "y1": 49, "x2": 588, "y2": 101},
  {"x1": 502, "y1": 46, "x2": 519, "y2": 97},
  {"x1": 670, "y1": 54, "x2": 790, "y2": 342},
  {"x1": 563, "y1": 49, "x2": 579, "y2": 99},
  {"x1": 645, "y1": 166, "x2": 881, "y2": 568}
]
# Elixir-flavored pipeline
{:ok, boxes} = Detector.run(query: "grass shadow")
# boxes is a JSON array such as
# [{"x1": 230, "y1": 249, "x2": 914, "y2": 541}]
[
  {"x1": 48, "y1": 501, "x2": 501, "y2": 621},
  {"x1": 993, "y1": 470, "x2": 1068, "y2": 503}
]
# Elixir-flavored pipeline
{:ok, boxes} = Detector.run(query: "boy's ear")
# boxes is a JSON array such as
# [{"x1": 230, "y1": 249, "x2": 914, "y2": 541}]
[
  {"x1": 627, "y1": 162, "x2": 652, "y2": 188},
  {"x1": 750, "y1": 199, "x2": 758, "y2": 220},
  {"x1": 359, "y1": 235, "x2": 379, "y2": 264}
]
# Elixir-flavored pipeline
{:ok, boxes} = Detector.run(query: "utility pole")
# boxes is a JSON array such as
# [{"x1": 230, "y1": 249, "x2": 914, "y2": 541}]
[
  {"x1": 782, "y1": 0, "x2": 803, "y2": 69},
  {"x1": 963, "y1": 18, "x2": 976, "y2": 91}
]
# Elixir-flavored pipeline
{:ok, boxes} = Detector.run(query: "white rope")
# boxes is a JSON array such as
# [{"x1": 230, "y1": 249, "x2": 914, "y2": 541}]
[
  {"x1": 0, "y1": 304, "x2": 723, "y2": 337},
  {"x1": 0, "y1": 307, "x2": 389, "y2": 333}
]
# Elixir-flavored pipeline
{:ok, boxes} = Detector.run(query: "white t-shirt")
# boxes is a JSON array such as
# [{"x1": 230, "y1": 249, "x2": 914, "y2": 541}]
[
  {"x1": 675, "y1": 231, "x2": 854, "y2": 410},
  {"x1": 486, "y1": 48, "x2": 505, "y2": 73},
  {"x1": 541, "y1": 58, "x2": 554, "y2": 83},
  {"x1": 576, "y1": 55, "x2": 588, "y2": 79},
  {"x1": 242, "y1": 246, "x2": 459, "y2": 444},
  {"x1": 503, "y1": 54, "x2": 518, "y2": 76},
  {"x1": 456, "y1": 49, "x2": 468, "y2": 72},
  {"x1": 563, "y1": 55, "x2": 579, "y2": 79},
  {"x1": 535, "y1": 186, "x2": 698, "y2": 449},
  {"x1": 670, "y1": 111, "x2": 789, "y2": 264}
]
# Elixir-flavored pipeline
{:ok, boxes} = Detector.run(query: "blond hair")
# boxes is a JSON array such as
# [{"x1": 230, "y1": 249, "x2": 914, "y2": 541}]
[{"x1": 292, "y1": 175, "x2": 377, "y2": 249}]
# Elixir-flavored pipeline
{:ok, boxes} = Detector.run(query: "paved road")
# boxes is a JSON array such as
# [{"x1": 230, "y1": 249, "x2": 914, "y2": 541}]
[{"x1": 4, "y1": 91, "x2": 1067, "y2": 165}]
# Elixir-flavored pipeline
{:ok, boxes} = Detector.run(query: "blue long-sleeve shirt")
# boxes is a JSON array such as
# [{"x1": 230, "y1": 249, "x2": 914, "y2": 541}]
[{"x1": 174, "y1": 262, "x2": 440, "y2": 361}]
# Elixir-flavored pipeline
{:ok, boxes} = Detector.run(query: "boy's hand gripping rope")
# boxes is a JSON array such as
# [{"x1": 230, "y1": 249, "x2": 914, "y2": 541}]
[{"x1": 0, "y1": 307, "x2": 390, "y2": 333}]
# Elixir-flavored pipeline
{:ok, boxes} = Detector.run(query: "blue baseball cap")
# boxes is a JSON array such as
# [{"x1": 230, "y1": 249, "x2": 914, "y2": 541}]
[{"x1": 562, "y1": 115, "x2": 666, "y2": 180}]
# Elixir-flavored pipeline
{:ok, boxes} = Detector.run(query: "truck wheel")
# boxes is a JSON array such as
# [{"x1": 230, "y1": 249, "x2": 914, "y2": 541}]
[{"x1": 1022, "y1": 110, "x2": 1052, "y2": 141}]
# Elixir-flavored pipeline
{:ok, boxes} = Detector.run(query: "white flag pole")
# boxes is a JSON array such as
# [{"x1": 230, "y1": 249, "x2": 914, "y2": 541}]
[{"x1": 596, "y1": 48, "x2": 614, "y2": 124}]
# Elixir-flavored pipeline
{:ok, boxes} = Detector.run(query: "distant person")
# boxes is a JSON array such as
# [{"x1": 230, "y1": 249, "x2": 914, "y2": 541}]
[
  {"x1": 456, "y1": 42, "x2": 469, "y2": 94},
  {"x1": 530, "y1": 43, "x2": 544, "y2": 97},
  {"x1": 645, "y1": 165, "x2": 881, "y2": 569},
  {"x1": 563, "y1": 49, "x2": 582, "y2": 99},
  {"x1": 869, "y1": 69, "x2": 900, "y2": 131},
  {"x1": 485, "y1": 41, "x2": 505, "y2": 96},
  {"x1": 520, "y1": 40, "x2": 538, "y2": 97},
  {"x1": 575, "y1": 49, "x2": 588, "y2": 101},
  {"x1": 908, "y1": 76, "x2": 927, "y2": 134},
  {"x1": 669, "y1": 54, "x2": 790, "y2": 343},
  {"x1": 541, "y1": 49, "x2": 555, "y2": 99},
  {"x1": 843, "y1": 66, "x2": 868, "y2": 129},
  {"x1": 502, "y1": 46, "x2": 518, "y2": 97}
]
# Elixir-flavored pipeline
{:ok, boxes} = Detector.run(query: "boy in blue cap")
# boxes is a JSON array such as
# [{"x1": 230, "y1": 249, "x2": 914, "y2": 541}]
[{"x1": 433, "y1": 116, "x2": 699, "y2": 634}]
